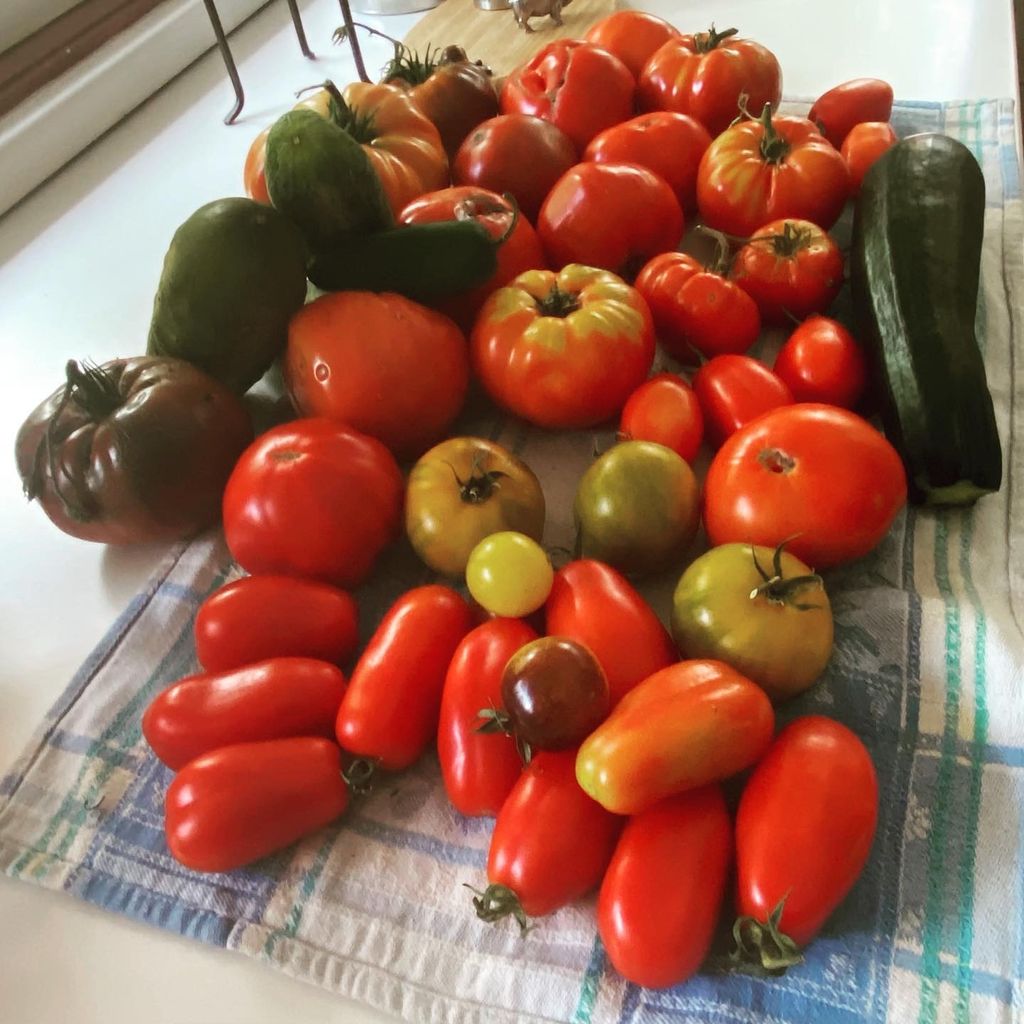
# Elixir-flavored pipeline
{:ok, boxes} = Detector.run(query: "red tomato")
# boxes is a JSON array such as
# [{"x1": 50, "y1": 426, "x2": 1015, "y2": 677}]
[
  {"x1": 194, "y1": 576, "x2": 358, "y2": 672},
  {"x1": 471, "y1": 264, "x2": 655, "y2": 429},
  {"x1": 697, "y1": 105, "x2": 849, "y2": 237},
  {"x1": 222, "y1": 419, "x2": 403, "y2": 589},
  {"x1": 735, "y1": 717, "x2": 878, "y2": 960},
  {"x1": 619, "y1": 373, "x2": 704, "y2": 464},
  {"x1": 773, "y1": 315, "x2": 867, "y2": 409},
  {"x1": 598, "y1": 786, "x2": 731, "y2": 988},
  {"x1": 335, "y1": 586, "x2": 474, "y2": 771},
  {"x1": 693, "y1": 355, "x2": 793, "y2": 448},
  {"x1": 842, "y1": 121, "x2": 899, "y2": 194},
  {"x1": 634, "y1": 250, "x2": 760, "y2": 360},
  {"x1": 584, "y1": 112, "x2": 711, "y2": 212},
  {"x1": 538, "y1": 162, "x2": 684, "y2": 277},
  {"x1": 638, "y1": 27, "x2": 782, "y2": 137},
  {"x1": 500, "y1": 40, "x2": 635, "y2": 152},
  {"x1": 165, "y1": 737, "x2": 349, "y2": 873},
  {"x1": 399, "y1": 186, "x2": 547, "y2": 332},
  {"x1": 703, "y1": 404, "x2": 908, "y2": 568},
  {"x1": 243, "y1": 126, "x2": 271, "y2": 204},
  {"x1": 545, "y1": 559, "x2": 677, "y2": 707},
  {"x1": 584, "y1": 10, "x2": 680, "y2": 78},
  {"x1": 437, "y1": 617, "x2": 537, "y2": 817},
  {"x1": 730, "y1": 219, "x2": 845, "y2": 325},
  {"x1": 808, "y1": 78, "x2": 894, "y2": 147},
  {"x1": 452, "y1": 114, "x2": 577, "y2": 223},
  {"x1": 143, "y1": 658, "x2": 347, "y2": 771}
]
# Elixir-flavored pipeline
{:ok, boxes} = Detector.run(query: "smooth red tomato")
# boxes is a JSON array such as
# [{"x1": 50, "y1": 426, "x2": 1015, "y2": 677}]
[
  {"x1": 808, "y1": 78, "x2": 894, "y2": 147},
  {"x1": 703, "y1": 404, "x2": 908, "y2": 568},
  {"x1": 598, "y1": 786, "x2": 731, "y2": 988},
  {"x1": 538, "y1": 162, "x2": 684, "y2": 277},
  {"x1": 773, "y1": 315, "x2": 867, "y2": 408},
  {"x1": 545, "y1": 559, "x2": 677, "y2": 707},
  {"x1": 735, "y1": 717, "x2": 878, "y2": 962},
  {"x1": 398, "y1": 187, "x2": 546, "y2": 331},
  {"x1": 500, "y1": 40, "x2": 635, "y2": 152},
  {"x1": 584, "y1": 112, "x2": 711, "y2": 212},
  {"x1": 619, "y1": 373, "x2": 704, "y2": 464},
  {"x1": 634, "y1": 250, "x2": 760, "y2": 360},
  {"x1": 143, "y1": 658, "x2": 347, "y2": 771},
  {"x1": 335, "y1": 586, "x2": 474, "y2": 771},
  {"x1": 222, "y1": 419, "x2": 403, "y2": 589},
  {"x1": 576, "y1": 659, "x2": 774, "y2": 814},
  {"x1": 693, "y1": 355, "x2": 793, "y2": 448},
  {"x1": 194, "y1": 576, "x2": 358, "y2": 672},
  {"x1": 842, "y1": 121, "x2": 899, "y2": 194},
  {"x1": 165, "y1": 737, "x2": 349, "y2": 873},
  {"x1": 638, "y1": 27, "x2": 782, "y2": 137},
  {"x1": 438, "y1": 618, "x2": 536, "y2": 816},
  {"x1": 697, "y1": 105, "x2": 849, "y2": 237},
  {"x1": 584, "y1": 10, "x2": 680, "y2": 78},
  {"x1": 731, "y1": 219, "x2": 845, "y2": 325},
  {"x1": 471, "y1": 264, "x2": 655, "y2": 429},
  {"x1": 243, "y1": 126, "x2": 271, "y2": 204}
]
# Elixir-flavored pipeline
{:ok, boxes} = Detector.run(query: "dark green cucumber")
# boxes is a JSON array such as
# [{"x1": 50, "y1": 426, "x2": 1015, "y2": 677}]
[{"x1": 851, "y1": 133, "x2": 1002, "y2": 505}]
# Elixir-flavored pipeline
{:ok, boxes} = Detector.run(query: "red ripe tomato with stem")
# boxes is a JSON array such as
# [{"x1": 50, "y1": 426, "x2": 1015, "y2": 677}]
[
  {"x1": 773, "y1": 315, "x2": 867, "y2": 409},
  {"x1": 842, "y1": 121, "x2": 899, "y2": 194},
  {"x1": 619, "y1": 373, "x2": 704, "y2": 465},
  {"x1": 584, "y1": 10, "x2": 680, "y2": 79},
  {"x1": 693, "y1": 355, "x2": 793, "y2": 448},
  {"x1": 808, "y1": 78, "x2": 894, "y2": 147}
]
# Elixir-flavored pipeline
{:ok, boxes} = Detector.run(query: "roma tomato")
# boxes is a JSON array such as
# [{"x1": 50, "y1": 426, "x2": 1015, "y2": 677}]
[
  {"x1": 842, "y1": 121, "x2": 899, "y2": 194},
  {"x1": 773, "y1": 315, "x2": 867, "y2": 409},
  {"x1": 538, "y1": 162, "x2": 684, "y2": 277},
  {"x1": 576, "y1": 659, "x2": 774, "y2": 814},
  {"x1": 405, "y1": 436, "x2": 545, "y2": 577},
  {"x1": 638, "y1": 27, "x2": 782, "y2": 137},
  {"x1": 619, "y1": 374, "x2": 704, "y2": 465},
  {"x1": 500, "y1": 40, "x2": 635, "y2": 152},
  {"x1": 584, "y1": 10, "x2": 680, "y2": 78},
  {"x1": 438, "y1": 618, "x2": 537, "y2": 816},
  {"x1": 222, "y1": 418, "x2": 403, "y2": 589},
  {"x1": 243, "y1": 126, "x2": 271, "y2": 204},
  {"x1": 634, "y1": 248, "x2": 760, "y2": 360},
  {"x1": 284, "y1": 290, "x2": 469, "y2": 462},
  {"x1": 734, "y1": 717, "x2": 878, "y2": 964},
  {"x1": 194, "y1": 576, "x2": 358, "y2": 672},
  {"x1": 731, "y1": 219, "x2": 845, "y2": 325},
  {"x1": 584, "y1": 112, "x2": 711, "y2": 212},
  {"x1": 466, "y1": 532, "x2": 554, "y2": 619},
  {"x1": 545, "y1": 559, "x2": 677, "y2": 707},
  {"x1": 165, "y1": 737, "x2": 349, "y2": 873},
  {"x1": 697, "y1": 104, "x2": 849, "y2": 237},
  {"x1": 335, "y1": 586, "x2": 474, "y2": 771},
  {"x1": 598, "y1": 786, "x2": 731, "y2": 988},
  {"x1": 693, "y1": 355, "x2": 793, "y2": 448},
  {"x1": 808, "y1": 78, "x2": 894, "y2": 147},
  {"x1": 143, "y1": 658, "x2": 347, "y2": 771},
  {"x1": 471, "y1": 264, "x2": 655, "y2": 429},
  {"x1": 452, "y1": 114, "x2": 577, "y2": 223},
  {"x1": 471, "y1": 750, "x2": 622, "y2": 928},
  {"x1": 703, "y1": 404, "x2": 908, "y2": 568}
]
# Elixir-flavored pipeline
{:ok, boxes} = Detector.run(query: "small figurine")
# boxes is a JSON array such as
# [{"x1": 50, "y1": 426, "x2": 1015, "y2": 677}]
[{"x1": 510, "y1": 0, "x2": 572, "y2": 33}]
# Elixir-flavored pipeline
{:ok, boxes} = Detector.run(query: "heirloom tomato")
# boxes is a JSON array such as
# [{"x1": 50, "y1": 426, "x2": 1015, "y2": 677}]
[
  {"x1": 773, "y1": 315, "x2": 867, "y2": 409},
  {"x1": 693, "y1": 355, "x2": 793, "y2": 448},
  {"x1": 808, "y1": 78, "x2": 894, "y2": 147},
  {"x1": 842, "y1": 121, "x2": 899, "y2": 194},
  {"x1": 471, "y1": 264, "x2": 655, "y2": 429},
  {"x1": 466, "y1": 531, "x2": 554, "y2": 618},
  {"x1": 584, "y1": 10, "x2": 680, "y2": 78},
  {"x1": 619, "y1": 374, "x2": 704, "y2": 465}
]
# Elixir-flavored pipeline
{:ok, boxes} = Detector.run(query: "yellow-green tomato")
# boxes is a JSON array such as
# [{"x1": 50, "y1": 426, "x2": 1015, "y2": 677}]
[
  {"x1": 466, "y1": 531, "x2": 554, "y2": 617},
  {"x1": 671, "y1": 542, "x2": 833, "y2": 701}
]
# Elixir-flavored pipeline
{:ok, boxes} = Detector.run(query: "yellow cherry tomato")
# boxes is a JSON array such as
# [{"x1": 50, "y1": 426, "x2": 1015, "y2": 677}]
[{"x1": 466, "y1": 531, "x2": 553, "y2": 617}]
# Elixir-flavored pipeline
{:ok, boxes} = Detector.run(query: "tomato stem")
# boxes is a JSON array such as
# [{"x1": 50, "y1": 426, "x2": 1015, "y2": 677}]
[
  {"x1": 465, "y1": 882, "x2": 534, "y2": 934},
  {"x1": 341, "y1": 757, "x2": 379, "y2": 795},
  {"x1": 749, "y1": 539, "x2": 825, "y2": 609},
  {"x1": 752, "y1": 220, "x2": 813, "y2": 258},
  {"x1": 475, "y1": 706, "x2": 532, "y2": 764},
  {"x1": 536, "y1": 286, "x2": 582, "y2": 318},
  {"x1": 334, "y1": 0, "x2": 371, "y2": 82},
  {"x1": 730, "y1": 898, "x2": 804, "y2": 973},
  {"x1": 694, "y1": 24, "x2": 738, "y2": 53},
  {"x1": 695, "y1": 225, "x2": 735, "y2": 276}
]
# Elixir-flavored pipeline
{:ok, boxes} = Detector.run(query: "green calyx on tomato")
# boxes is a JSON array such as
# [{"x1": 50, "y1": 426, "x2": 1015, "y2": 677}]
[
  {"x1": 302, "y1": 79, "x2": 378, "y2": 142},
  {"x1": 475, "y1": 704, "x2": 533, "y2": 765},
  {"x1": 536, "y1": 285, "x2": 582, "y2": 318},
  {"x1": 748, "y1": 538, "x2": 824, "y2": 608},
  {"x1": 695, "y1": 225, "x2": 735, "y2": 277},
  {"x1": 693, "y1": 24, "x2": 739, "y2": 53},
  {"x1": 466, "y1": 882, "x2": 534, "y2": 935},
  {"x1": 731, "y1": 897, "x2": 804, "y2": 973},
  {"x1": 750, "y1": 101, "x2": 790, "y2": 164},
  {"x1": 750, "y1": 219, "x2": 814, "y2": 258}
]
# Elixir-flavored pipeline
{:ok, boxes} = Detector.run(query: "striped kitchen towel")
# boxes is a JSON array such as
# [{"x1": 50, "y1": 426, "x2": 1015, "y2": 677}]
[{"x1": 1, "y1": 99, "x2": 1022, "y2": 1024}]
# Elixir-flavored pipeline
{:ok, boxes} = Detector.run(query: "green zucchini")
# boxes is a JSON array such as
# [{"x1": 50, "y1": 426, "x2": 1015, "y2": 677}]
[{"x1": 851, "y1": 133, "x2": 1001, "y2": 505}]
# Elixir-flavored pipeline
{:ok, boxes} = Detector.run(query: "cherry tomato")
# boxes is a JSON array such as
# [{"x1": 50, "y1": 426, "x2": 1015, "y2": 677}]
[
  {"x1": 731, "y1": 219, "x2": 845, "y2": 326},
  {"x1": 243, "y1": 126, "x2": 271, "y2": 204},
  {"x1": 194, "y1": 576, "x2": 358, "y2": 672},
  {"x1": 335, "y1": 586, "x2": 474, "y2": 771},
  {"x1": 584, "y1": 10, "x2": 680, "y2": 78},
  {"x1": 576, "y1": 659, "x2": 774, "y2": 814},
  {"x1": 734, "y1": 717, "x2": 878, "y2": 966},
  {"x1": 693, "y1": 355, "x2": 794, "y2": 448},
  {"x1": 165, "y1": 737, "x2": 349, "y2": 873},
  {"x1": 466, "y1": 532, "x2": 554, "y2": 618},
  {"x1": 841, "y1": 121, "x2": 899, "y2": 194},
  {"x1": 538, "y1": 162, "x2": 684, "y2": 277},
  {"x1": 619, "y1": 374, "x2": 704, "y2": 465},
  {"x1": 635, "y1": 248, "x2": 761, "y2": 360},
  {"x1": 598, "y1": 786, "x2": 731, "y2": 988},
  {"x1": 808, "y1": 78, "x2": 894, "y2": 148},
  {"x1": 703, "y1": 404, "x2": 908, "y2": 568},
  {"x1": 773, "y1": 315, "x2": 867, "y2": 408},
  {"x1": 438, "y1": 618, "x2": 536, "y2": 816}
]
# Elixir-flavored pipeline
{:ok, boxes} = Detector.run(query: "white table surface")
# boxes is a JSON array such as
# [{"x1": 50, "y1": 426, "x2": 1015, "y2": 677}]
[{"x1": 0, "y1": 0, "x2": 1016, "y2": 1020}]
